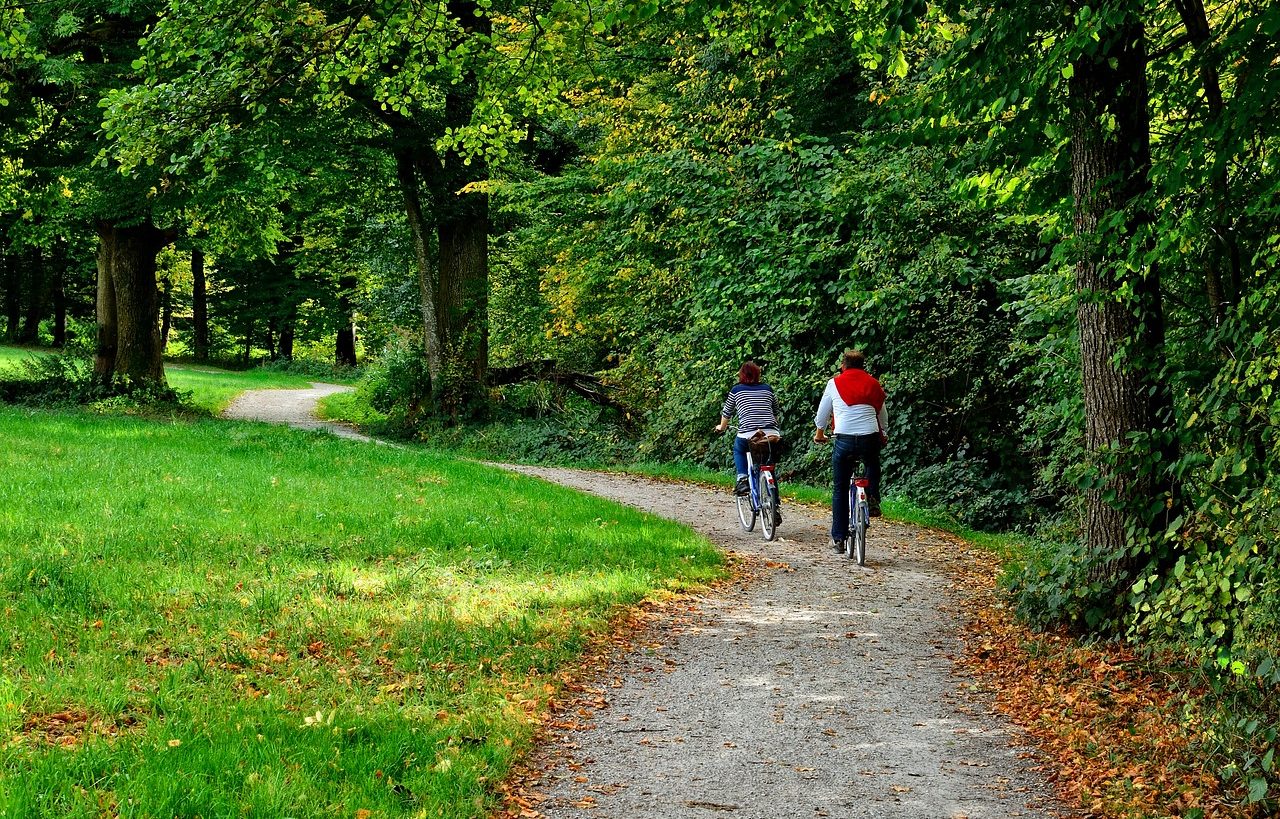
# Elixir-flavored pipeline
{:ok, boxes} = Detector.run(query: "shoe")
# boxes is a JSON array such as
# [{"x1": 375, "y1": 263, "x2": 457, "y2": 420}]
[
  {"x1": 774, "y1": 510, "x2": 783, "y2": 526},
  {"x1": 734, "y1": 476, "x2": 749, "y2": 496},
  {"x1": 830, "y1": 538, "x2": 846, "y2": 554}
]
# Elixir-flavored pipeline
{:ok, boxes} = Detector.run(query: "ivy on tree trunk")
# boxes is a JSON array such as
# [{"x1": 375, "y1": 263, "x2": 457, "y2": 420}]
[{"x1": 1068, "y1": 6, "x2": 1176, "y2": 598}]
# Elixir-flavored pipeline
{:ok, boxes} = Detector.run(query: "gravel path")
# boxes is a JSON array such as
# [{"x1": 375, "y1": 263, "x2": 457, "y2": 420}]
[
  {"x1": 217, "y1": 386, "x2": 1064, "y2": 817},
  {"x1": 501, "y1": 466, "x2": 1065, "y2": 819},
  {"x1": 220, "y1": 383, "x2": 373, "y2": 442}
]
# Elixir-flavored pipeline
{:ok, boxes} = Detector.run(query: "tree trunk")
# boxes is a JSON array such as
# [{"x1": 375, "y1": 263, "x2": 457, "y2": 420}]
[
  {"x1": 1069, "y1": 9, "x2": 1175, "y2": 596},
  {"x1": 436, "y1": 200, "x2": 489, "y2": 387},
  {"x1": 192, "y1": 248, "x2": 209, "y2": 362},
  {"x1": 52, "y1": 261, "x2": 66, "y2": 347},
  {"x1": 278, "y1": 320, "x2": 295, "y2": 361},
  {"x1": 395, "y1": 148, "x2": 443, "y2": 379},
  {"x1": 19, "y1": 247, "x2": 45, "y2": 344},
  {"x1": 159, "y1": 275, "x2": 173, "y2": 351},
  {"x1": 3, "y1": 249, "x2": 21, "y2": 340},
  {"x1": 94, "y1": 221, "x2": 170, "y2": 385},
  {"x1": 1172, "y1": 0, "x2": 1243, "y2": 323},
  {"x1": 336, "y1": 274, "x2": 358, "y2": 367}
]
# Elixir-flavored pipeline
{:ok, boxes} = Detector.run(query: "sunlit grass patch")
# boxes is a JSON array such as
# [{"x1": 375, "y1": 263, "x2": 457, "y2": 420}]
[{"x1": 0, "y1": 406, "x2": 723, "y2": 817}]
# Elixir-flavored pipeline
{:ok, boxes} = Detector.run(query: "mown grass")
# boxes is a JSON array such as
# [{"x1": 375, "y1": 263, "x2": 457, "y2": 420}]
[
  {"x1": 0, "y1": 407, "x2": 723, "y2": 817},
  {"x1": 317, "y1": 389, "x2": 386, "y2": 427}
]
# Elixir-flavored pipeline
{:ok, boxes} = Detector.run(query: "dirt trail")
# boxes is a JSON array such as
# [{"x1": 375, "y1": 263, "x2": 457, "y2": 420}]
[
  {"x1": 219, "y1": 386, "x2": 1064, "y2": 817},
  {"x1": 501, "y1": 466, "x2": 1065, "y2": 819},
  {"x1": 220, "y1": 383, "x2": 373, "y2": 442}
]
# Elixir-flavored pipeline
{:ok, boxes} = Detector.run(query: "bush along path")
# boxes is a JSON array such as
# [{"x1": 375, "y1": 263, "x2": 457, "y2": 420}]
[
  {"x1": 219, "y1": 389, "x2": 1062, "y2": 817},
  {"x1": 496, "y1": 466, "x2": 1063, "y2": 819}
]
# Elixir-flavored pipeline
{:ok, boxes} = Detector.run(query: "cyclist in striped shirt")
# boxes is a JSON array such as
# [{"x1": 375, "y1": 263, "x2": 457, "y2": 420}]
[{"x1": 713, "y1": 360, "x2": 782, "y2": 497}]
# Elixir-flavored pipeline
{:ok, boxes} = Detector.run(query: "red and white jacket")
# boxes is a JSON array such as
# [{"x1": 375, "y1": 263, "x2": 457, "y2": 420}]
[{"x1": 814, "y1": 368, "x2": 887, "y2": 436}]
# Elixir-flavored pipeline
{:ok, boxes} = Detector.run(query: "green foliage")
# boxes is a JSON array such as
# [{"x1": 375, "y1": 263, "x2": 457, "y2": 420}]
[
  {"x1": 253, "y1": 357, "x2": 358, "y2": 383},
  {"x1": 357, "y1": 337, "x2": 435, "y2": 432},
  {"x1": 430, "y1": 387, "x2": 637, "y2": 466},
  {"x1": 889, "y1": 457, "x2": 1031, "y2": 531},
  {"x1": 1003, "y1": 537, "x2": 1100, "y2": 631}
]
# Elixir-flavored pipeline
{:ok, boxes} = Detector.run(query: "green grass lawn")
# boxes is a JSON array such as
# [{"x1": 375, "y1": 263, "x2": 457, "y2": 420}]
[{"x1": 0, "y1": 407, "x2": 723, "y2": 817}]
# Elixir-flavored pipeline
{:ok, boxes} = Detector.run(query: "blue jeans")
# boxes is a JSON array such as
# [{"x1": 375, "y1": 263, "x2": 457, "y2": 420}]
[
  {"x1": 733, "y1": 436, "x2": 751, "y2": 477},
  {"x1": 831, "y1": 433, "x2": 882, "y2": 541}
]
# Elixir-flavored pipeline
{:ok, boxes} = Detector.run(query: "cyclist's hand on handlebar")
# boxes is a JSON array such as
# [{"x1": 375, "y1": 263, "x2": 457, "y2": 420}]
[
  {"x1": 814, "y1": 429, "x2": 829, "y2": 444},
  {"x1": 713, "y1": 424, "x2": 726, "y2": 435},
  {"x1": 879, "y1": 431, "x2": 888, "y2": 446}
]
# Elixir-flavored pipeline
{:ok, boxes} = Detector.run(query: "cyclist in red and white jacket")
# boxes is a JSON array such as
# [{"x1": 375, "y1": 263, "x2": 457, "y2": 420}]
[{"x1": 814, "y1": 349, "x2": 887, "y2": 550}]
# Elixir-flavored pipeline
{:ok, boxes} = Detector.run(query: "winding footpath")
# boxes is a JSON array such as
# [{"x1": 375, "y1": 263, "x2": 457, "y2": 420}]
[
  {"x1": 221, "y1": 382, "x2": 372, "y2": 442},
  {"x1": 223, "y1": 386, "x2": 1068, "y2": 819}
]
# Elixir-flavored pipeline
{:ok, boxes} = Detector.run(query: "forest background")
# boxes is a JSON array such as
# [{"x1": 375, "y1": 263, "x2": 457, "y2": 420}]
[{"x1": 2, "y1": 0, "x2": 1280, "y2": 808}]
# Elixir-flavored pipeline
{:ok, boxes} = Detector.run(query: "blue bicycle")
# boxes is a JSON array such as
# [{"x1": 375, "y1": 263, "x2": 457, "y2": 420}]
[{"x1": 735, "y1": 433, "x2": 783, "y2": 541}]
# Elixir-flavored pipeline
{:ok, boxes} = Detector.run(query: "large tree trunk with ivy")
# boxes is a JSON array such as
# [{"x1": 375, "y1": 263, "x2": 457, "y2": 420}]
[
  {"x1": 394, "y1": 148, "x2": 444, "y2": 380},
  {"x1": 94, "y1": 221, "x2": 171, "y2": 385},
  {"x1": 435, "y1": 188, "x2": 489, "y2": 403},
  {"x1": 429, "y1": 0, "x2": 491, "y2": 414},
  {"x1": 1068, "y1": 9, "x2": 1175, "y2": 600}
]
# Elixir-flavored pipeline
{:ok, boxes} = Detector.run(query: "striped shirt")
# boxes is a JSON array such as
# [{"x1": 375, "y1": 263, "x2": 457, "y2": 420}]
[{"x1": 721, "y1": 383, "x2": 781, "y2": 438}]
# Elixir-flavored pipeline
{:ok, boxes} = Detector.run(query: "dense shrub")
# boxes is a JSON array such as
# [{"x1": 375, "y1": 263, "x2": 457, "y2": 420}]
[
  {"x1": 354, "y1": 337, "x2": 434, "y2": 434},
  {"x1": 888, "y1": 456, "x2": 1033, "y2": 531},
  {"x1": 256, "y1": 356, "x2": 359, "y2": 381}
]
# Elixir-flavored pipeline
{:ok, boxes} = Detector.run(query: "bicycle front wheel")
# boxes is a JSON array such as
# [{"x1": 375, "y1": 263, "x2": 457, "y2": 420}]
[
  {"x1": 736, "y1": 492, "x2": 756, "y2": 532},
  {"x1": 760, "y1": 475, "x2": 778, "y2": 541}
]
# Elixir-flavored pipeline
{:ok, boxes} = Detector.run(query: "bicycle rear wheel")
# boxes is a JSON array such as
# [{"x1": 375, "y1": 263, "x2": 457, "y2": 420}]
[
  {"x1": 853, "y1": 500, "x2": 868, "y2": 566},
  {"x1": 844, "y1": 487, "x2": 857, "y2": 559},
  {"x1": 760, "y1": 474, "x2": 778, "y2": 541},
  {"x1": 736, "y1": 492, "x2": 756, "y2": 531}
]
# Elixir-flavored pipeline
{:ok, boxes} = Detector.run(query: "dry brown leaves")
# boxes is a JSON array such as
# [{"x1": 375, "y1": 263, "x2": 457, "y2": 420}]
[
  {"x1": 13, "y1": 708, "x2": 140, "y2": 749},
  {"x1": 932, "y1": 531, "x2": 1233, "y2": 818}
]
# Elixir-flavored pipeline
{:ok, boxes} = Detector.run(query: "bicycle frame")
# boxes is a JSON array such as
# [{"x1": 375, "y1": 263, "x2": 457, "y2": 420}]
[
  {"x1": 735, "y1": 437, "x2": 781, "y2": 540},
  {"x1": 745, "y1": 450, "x2": 776, "y2": 509}
]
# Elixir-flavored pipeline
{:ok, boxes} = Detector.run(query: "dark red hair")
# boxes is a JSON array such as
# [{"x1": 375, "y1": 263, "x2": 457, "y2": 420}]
[{"x1": 738, "y1": 360, "x2": 761, "y2": 385}]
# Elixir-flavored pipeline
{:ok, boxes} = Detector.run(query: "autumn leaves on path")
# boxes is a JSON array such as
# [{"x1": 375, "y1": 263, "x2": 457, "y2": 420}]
[{"x1": 498, "y1": 466, "x2": 1062, "y2": 819}]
